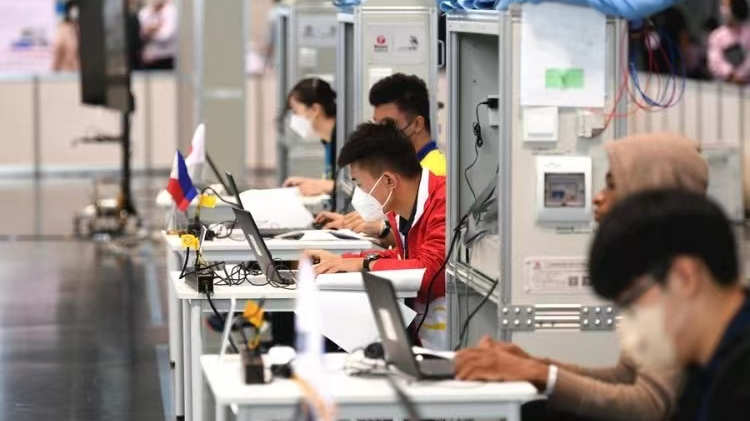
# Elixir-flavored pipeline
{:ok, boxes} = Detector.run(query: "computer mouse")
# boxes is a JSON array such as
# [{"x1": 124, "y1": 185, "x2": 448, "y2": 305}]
[
  {"x1": 312, "y1": 222, "x2": 324, "y2": 230},
  {"x1": 364, "y1": 342, "x2": 384, "y2": 360}
]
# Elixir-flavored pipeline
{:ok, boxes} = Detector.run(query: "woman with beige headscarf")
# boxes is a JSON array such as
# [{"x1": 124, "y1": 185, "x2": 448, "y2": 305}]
[{"x1": 455, "y1": 132, "x2": 709, "y2": 421}]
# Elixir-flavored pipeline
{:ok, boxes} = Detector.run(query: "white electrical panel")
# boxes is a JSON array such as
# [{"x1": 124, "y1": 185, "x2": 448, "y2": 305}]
[{"x1": 536, "y1": 156, "x2": 593, "y2": 222}]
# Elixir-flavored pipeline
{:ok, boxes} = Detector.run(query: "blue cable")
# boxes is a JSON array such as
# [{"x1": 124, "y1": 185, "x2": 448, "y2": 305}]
[
  {"x1": 332, "y1": 0, "x2": 363, "y2": 9},
  {"x1": 628, "y1": 24, "x2": 686, "y2": 109}
]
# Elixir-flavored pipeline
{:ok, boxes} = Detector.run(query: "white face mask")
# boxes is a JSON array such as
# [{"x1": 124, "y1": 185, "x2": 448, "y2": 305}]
[
  {"x1": 351, "y1": 174, "x2": 392, "y2": 221},
  {"x1": 69, "y1": 7, "x2": 79, "y2": 21},
  {"x1": 618, "y1": 303, "x2": 678, "y2": 370},
  {"x1": 289, "y1": 114, "x2": 318, "y2": 141}
]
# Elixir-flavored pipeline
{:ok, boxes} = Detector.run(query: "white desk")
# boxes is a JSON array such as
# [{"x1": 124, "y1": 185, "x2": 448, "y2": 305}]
[
  {"x1": 172, "y1": 271, "x2": 420, "y2": 421},
  {"x1": 201, "y1": 353, "x2": 541, "y2": 421},
  {"x1": 162, "y1": 231, "x2": 375, "y2": 263},
  {"x1": 163, "y1": 230, "x2": 376, "y2": 419}
]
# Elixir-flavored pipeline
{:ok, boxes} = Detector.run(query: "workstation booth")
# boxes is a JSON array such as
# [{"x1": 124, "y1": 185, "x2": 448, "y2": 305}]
[{"x1": 1, "y1": 0, "x2": 749, "y2": 420}]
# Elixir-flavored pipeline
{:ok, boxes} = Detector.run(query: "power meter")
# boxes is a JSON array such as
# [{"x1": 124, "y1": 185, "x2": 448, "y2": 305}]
[{"x1": 536, "y1": 156, "x2": 593, "y2": 222}]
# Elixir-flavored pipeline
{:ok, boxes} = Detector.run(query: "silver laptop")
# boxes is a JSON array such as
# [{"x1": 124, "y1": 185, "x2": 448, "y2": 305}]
[
  {"x1": 362, "y1": 272, "x2": 454, "y2": 379},
  {"x1": 233, "y1": 207, "x2": 296, "y2": 285}
]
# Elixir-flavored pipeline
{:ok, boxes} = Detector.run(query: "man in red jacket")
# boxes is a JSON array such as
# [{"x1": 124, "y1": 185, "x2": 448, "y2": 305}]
[{"x1": 305, "y1": 120, "x2": 448, "y2": 349}]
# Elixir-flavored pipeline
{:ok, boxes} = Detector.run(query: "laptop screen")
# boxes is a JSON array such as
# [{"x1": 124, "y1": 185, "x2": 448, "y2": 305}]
[
  {"x1": 232, "y1": 207, "x2": 282, "y2": 282},
  {"x1": 362, "y1": 272, "x2": 422, "y2": 378}
]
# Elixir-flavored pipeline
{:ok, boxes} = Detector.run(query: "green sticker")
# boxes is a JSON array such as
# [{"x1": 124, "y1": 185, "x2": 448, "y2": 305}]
[
  {"x1": 545, "y1": 68, "x2": 584, "y2": 89},
  {"x1": 545, "y1": 69, "x2": 565, "y2": 89},
  {"x1": 563, "y1": 68, "x2": 584, "y2": 88}
]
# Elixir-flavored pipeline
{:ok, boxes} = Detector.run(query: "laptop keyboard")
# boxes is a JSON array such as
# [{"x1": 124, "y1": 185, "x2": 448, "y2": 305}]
[{"x1": 418, "y1": 359, "x2": 455, "y2": 377}]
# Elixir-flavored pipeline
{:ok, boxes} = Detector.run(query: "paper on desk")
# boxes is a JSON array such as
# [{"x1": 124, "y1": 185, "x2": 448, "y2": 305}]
[
  {"x1": 520, "y1": 3, "x2": 606, "y2": 107},
  {"x1": 311, "y1": 290, "x2": 416, "y2": 353},
  {"x1": 239, "y1": 188, "x2": 314, "y2": 229},
  {"x1": 316, "y1": 269, "x2": 425, "y2": 292}
]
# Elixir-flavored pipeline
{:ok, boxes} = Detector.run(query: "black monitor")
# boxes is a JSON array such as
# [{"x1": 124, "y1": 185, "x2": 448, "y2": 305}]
[{"x1": 78, "y1": 0, "x2": 133, "y2": 112}]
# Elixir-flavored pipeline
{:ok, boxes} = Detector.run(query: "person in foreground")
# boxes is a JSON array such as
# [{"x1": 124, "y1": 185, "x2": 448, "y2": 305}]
[
  {"x1": 455, "y1": 132, "x2": 708, "y2": 421},
  {"x1": 305, "y1": 121, "x2": 448, "y2": 349},
  {"x1": 588, "y1": 190, "x2": 750, "y2": 420},
  {"x1": 315, "y1": 73, "x2": 447, "y2": 237}
]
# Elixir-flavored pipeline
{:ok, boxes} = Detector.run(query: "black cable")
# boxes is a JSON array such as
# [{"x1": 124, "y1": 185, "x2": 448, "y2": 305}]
[
  {"x1": 413, "y1": 214, "x2": 469, "y2": 340},
  {"x1": 206, "y1": 294, "x2": 240, "y2": 353},
  {"x1": 180, "y1": 261, "x2": 224, "y2": 280},
  {"x1": 180, "y1": 247, "x2": 191, "y2": 279},
  {"x1": 201, "y1": 186, "x2": 240, "y2": 206},
  {"x1": 455, "y1": 278, "x2": 499, "y2": 351},
  {"x1": 413, "y1": 173, "x2": 498, "y2": 341},
  {"x1": 213, "y1": 219, "x2": 238, "y2": 239},
  {"x1": 465, "y1": 101, "x2": 488, "y2": 200}
]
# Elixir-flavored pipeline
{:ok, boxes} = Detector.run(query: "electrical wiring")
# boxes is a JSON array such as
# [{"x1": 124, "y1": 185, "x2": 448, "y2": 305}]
[
  {"x1": 210, "y1": 219, "x2": 238, "y2": 239},
  {"x1": 206, "y1": 294, "x2": 240, "y2": 353},
  {"x1": 455, "y1": 278, "x2": 499, "y2": 350},
  {"x1": 465, "y1": 101, "x2": 488, "y2": 200},
  {"x1": 200, "y1": 186, "x2": 239, "y2": 206},
  {"x1": 413, "y1": 213, "x2": 470, "y2": 339},
  {"x1": 590, "y1": 19, "x2": 686, "y2": 133}
]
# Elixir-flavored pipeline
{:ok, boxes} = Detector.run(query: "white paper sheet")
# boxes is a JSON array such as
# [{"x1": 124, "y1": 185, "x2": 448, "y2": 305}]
[
  {"x1": 520, "y1": 3, "x2": 606, "y2": 107},
  {"x1": 315, "y1": 269, "x2": 425, "y2": 292},
  {"x1": 239, "y1": 188, "x2": 314, "y2": 229},
  {"x1": 312, "y1": 291, "x2": 416, "y2": 353}
]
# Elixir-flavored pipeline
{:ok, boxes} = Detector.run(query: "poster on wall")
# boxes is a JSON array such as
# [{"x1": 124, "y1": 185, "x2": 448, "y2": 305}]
[
  {"x1": 0, "y1": 0, "x2": 58, "y2": 73},
  {"x1": 523, "y1": 257, "x2": 590, "y2": 294},
  {"x1": 365, "y1": 22, "x2": 428, "y2": 66}
]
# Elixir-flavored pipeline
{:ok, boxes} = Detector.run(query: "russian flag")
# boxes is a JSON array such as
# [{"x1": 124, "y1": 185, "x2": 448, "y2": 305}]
[{"x1": 167, "y1": 151, "x2": 198, "y2": 211}]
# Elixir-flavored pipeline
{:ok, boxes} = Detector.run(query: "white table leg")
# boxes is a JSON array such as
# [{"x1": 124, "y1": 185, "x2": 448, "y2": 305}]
[
  {"x1": 182, "y1": 300, "x2": 193, "y2": 421},
  {"x1": 167, "y1": 252, "x2": 179, "y2": 363},
  {"x1": 169, "y1": 273, "x2": 178, "y2": 362},
  {"x1": 191, "y1": 300, "x2": 204, "y2": 421},
  {"x1": 174, "y1": 290, "x2": 184, "y2": 417}
]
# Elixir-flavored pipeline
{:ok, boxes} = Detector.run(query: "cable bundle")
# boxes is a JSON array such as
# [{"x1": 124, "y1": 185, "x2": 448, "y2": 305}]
[
  {"x1": 331, "y1": 0, "x2": 364, "y2": 10},
  {"x1": 589, "y1": 20, "x2": 686, "y2": 133},
  {"x1": 438, "y1": 0, "x2": 500, "y2": 12}
]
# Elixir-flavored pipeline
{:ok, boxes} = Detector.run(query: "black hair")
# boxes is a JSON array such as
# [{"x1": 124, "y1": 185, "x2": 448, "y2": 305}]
[
  {"x1": 338, "y1": 120, "x2": 422, "y2": 178},
  {"x1": 588, "y1": 189, "x2": 739, "y2": 301},
  {"x1": 731, "y1": 0, "x2": 749, "y2": 22},
  {"x1": 369, "y1": 73, "x2": 431, "y2": 134},
  {"x1": 287, "y1": 78, "x2": 336, "y2": 118}
]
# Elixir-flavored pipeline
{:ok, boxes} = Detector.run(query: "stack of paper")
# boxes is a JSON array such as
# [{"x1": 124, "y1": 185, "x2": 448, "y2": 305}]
[{"x1": 239, "y1": 188, "x2": 315, "y2": 229}]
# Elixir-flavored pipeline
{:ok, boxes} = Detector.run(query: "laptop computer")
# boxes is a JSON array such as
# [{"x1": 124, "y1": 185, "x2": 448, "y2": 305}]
[
  {"x1": 362, "y1": 272, "x2": 454, "y2": 380},
  {"x1": 225, "y1": 172, "x2": 296, "y2": 238},
  {"x1": 232, "y1": 207, "x2": 296, "y2": 285}
]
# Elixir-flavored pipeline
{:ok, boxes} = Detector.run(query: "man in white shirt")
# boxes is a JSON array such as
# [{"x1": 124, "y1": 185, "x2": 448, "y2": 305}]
[{"x1": 138, "y1": 0, "x2": 177, "y2": 70}]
